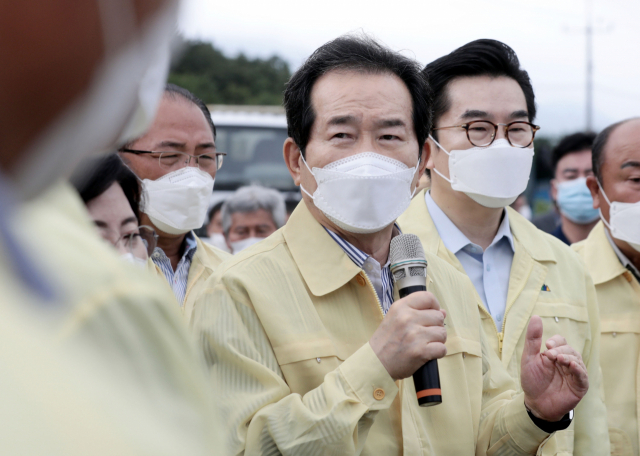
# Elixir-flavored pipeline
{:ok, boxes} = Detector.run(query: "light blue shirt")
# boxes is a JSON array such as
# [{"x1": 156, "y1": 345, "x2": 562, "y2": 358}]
[
  {"x1": 425, "y1": 191, "x2": 515, "y2": 330},
  {"x1": 151, "y1": 231, "x2": 198, "y2": 305}
]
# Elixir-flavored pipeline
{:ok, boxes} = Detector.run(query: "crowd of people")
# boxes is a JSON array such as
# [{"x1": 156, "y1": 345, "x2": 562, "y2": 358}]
[{"x1": 2, "y1": 1, "x2": 640, "y2": 455}]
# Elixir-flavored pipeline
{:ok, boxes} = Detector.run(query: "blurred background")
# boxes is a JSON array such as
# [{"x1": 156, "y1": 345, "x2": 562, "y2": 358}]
[{"x1": 173, "y1": 0, "x2": 639, "y2": 216}]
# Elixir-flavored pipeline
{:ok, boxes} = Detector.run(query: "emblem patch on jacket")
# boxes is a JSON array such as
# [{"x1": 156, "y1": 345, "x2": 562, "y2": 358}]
[{"x1": 541, "y1": 284, "x2": 551, "y2": 292}]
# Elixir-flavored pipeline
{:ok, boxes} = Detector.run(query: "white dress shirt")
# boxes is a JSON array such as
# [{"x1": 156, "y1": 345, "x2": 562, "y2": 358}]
[{"x1": 425, "y1": 191, "x2": 515, "y2": 330}]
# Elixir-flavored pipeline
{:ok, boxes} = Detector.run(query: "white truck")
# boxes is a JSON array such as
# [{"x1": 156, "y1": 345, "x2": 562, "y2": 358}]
[{"x1": 208, "y1": 105, "x2": 300, "y2": 211}]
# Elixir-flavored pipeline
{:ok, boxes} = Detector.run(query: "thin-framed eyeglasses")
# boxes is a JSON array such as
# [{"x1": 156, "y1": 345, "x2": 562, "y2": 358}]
[
  {"x1": 432, "y1": 120, "x2": 540, "y2": 148},
  {"x1": 115, "y1": 225, "x2": 158, "y2": 258},
  {"x1": 119, "y1": 148, "x2": 226, "y2": 173}
]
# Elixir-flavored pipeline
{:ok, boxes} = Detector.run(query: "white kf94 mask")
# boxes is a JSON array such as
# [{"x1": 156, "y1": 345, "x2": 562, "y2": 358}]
[
  {"x1": 598, "y1": 181, "x2": 640, "y2": 252},
  {"x1": 142, "y1": 167, "x2": 214, "y2": 235},
  {"x1": 300, "y1": 152, "x2": 419, "y2": 234},
  {"x1": 430, "y1": 136, "x2": 534, "y2": 208}
]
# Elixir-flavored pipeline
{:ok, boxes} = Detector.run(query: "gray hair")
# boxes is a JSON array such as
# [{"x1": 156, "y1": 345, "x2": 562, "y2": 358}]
[{"x1": 221, "y1": 185, "x2": 286, "y2": 235}]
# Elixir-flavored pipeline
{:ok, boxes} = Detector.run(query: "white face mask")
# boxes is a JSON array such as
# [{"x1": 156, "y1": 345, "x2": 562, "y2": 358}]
[
  {"x1": 206, "y1": 233, "x2": 231, "y2": 252},
  {"x1": 430, "y1": 136, "x2": 534, "y2": 208},
  {"x1": 230, "y1": 237, "x2": 264, "y2": 254},
  {"x1": 142, "y1": 167, "x2": 214, "y2": 235},
  {"x1": 12, "y1": 0, "x2": 178, "y2": 200},
  {"x1": 300, "y1": 152, "x2": 419, "y2": 234},
  {"x1": 120, "y1": 252, "x2": 148, "y2": 268},
  {"x1": 598, "y1": 182, "x2": 640, "y2": 252}
]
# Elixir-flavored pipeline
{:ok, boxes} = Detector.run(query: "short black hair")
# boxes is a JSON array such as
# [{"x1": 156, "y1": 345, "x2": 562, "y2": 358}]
[
  {"x1": 165, "y1": 83, "x2": 216, "y2": 139},
  {"x1": 592, "y1": 117, "x2": 640, "y2": 182},
  {"x1": 283, "y1": 34, "x2": 432, "y2": 157},
  {"x1": 551, "y1": 131, "x2": 596, "y2": 172},
  {"x1": 424, "y1": 39, "x2": 536, "y2": 135},
  {"x1": 71, "y1": 153, "x2": 142, "y2": 218},
  {"x1": 207, "y1": 200, "x2": 225, "y2": 224}
]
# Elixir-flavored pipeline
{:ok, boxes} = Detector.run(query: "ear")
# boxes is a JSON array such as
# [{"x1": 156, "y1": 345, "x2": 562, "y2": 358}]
[
  {"x1": 586, "y1": 175, "x2": 601, "y2": 209},
  {"x1": 283, "y1": 138, "x2": 303, "y2": 185},
  {"x1": 419, "y1": 141, "x2": 430, "y2": 175},
  {"x1": 549, "y1": 179, "x2": 558, "y2": 202},
  {"x1": 426, "y1": 137, "x2": 437, "y2": 171}
]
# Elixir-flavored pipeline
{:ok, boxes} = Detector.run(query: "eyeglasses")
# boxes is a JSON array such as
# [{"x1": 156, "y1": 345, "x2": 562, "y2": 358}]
[
  {"x1": 119, "y1": 148, "x2": 226, "y2": 173},
  {"x1": 432, "y1": 120, "x2": 540, "y2": 148},
  {"x1": 114, "y1": 225, "x2": 158, "y2": 258}
]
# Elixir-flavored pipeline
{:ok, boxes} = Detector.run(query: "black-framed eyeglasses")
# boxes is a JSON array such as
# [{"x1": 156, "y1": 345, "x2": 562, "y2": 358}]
[
  {"x1": 119, "y1": 148, "x2": 226, "y2": 173},
  {"x1": 432, "y1": 120, "x2": 540, "y2": 148},
  {"x1": 115, "y1": 225, "x2": 158, "y2": 258}
]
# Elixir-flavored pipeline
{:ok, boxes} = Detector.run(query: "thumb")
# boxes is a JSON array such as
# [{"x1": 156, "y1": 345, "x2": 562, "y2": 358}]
[{"x1": 522, "y1": 315, "x2": 543, "y2": 365}]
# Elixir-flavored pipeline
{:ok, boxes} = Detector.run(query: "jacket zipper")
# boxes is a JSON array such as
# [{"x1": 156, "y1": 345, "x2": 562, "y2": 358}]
[
  {"x1": 478, "y1": 299, "x2": 515, "y2": 357},
  {"x1": 362, "y1": 273, "x2": 385, "y2": 319}
]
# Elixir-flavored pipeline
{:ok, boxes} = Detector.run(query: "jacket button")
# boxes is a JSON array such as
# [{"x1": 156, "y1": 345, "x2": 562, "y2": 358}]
[
  {"x1": 612, "y1": 332, "x2": 617, "y2": 337},
  {"x1": 373, "y1": 388, "x2": 385, "y2": 401},
  {"x1": 356, "y1": 274, "x2": 366, "y2": 286}
]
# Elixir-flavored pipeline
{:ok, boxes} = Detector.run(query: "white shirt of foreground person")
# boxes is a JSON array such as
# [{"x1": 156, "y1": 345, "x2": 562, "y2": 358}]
[{"x1": 425, "y1": 190, "x2": 514, "y2": 329}]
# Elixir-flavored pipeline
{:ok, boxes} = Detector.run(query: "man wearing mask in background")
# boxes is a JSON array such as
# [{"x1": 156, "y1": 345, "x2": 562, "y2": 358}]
[
  {"x1": 549, "y1": 132, "x2": 598, "y2": 245},
  {"x1": 574, "y1": 117, "x2": 640, "y2": 456},
  {"x1": 1, "y1": 0, "x2": 221, "y2": 453},
  {"x1": 193, "y1": 35, "x2": 590, "y2": 455},
  {"x1": 119, "y1": 83, "x2": 230, "y2": 322},
  {"x1": 398, "y1": 39, "x2": 608, "y2": 455},
  {"x1": 221, "y1": 185, "x2": 285, "y2": 253}
]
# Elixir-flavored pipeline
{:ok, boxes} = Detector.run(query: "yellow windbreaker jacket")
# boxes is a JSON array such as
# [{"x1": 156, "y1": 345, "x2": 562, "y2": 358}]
[
  {"x1": 9, "y1": 183, "x2": 222, "y2": 455},
  {"x1": 574, "y1": 221, "x2": 640, "y2": 456},
  {"x1": 192, "y1": 201, "x2": 552, "y2": 456},
  {"x1": 398, "y1": 189, "x2": 609, "y2": 456}
]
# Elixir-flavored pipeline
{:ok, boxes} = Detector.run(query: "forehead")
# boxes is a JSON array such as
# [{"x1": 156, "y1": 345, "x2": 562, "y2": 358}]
[
  {"x1": 604, "y1": 120, "x2": 640, "y2": 166},
  {"x1": 86, "y1": 182, "x2": 134, "y2": 221},
  {"x1": 310, "y1": 70, "x2": 413, "y2": 127},
  {"x1": 556, "y1": 149, "x2": 592, "y2": 170},
  {"x1": 138, "y1": 96, "x2": 214, "y2": 143},
  {"x1": 443, "y1": 75, "x2": 527, "y2": 120}
]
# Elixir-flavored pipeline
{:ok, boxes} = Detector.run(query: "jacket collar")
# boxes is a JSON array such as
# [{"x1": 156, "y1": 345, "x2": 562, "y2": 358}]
[
  {"x1": 398, "y1": 189, "x2": 556, "y2": 263},
  {"x1": 192, "y1": 234, "x2": 227, "y2": 273},
  {"x1": 283, "y1": 201, "x2": 363, "y2": 297},
  {"x1": 582, "y1": 221, "x2": 627, "y2": 285}
]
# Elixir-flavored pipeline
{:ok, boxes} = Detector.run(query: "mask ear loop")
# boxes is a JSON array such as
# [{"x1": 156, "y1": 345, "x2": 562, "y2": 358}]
[
  {"x1": 428, "y1": 135, "x2": 454, "y2": 184},
  {"x1": 298, "y1": 150, "x2": 316, "y2": 200},
  {"x1": 597, "y1": 180, "x2": 614, "y2": 231}
]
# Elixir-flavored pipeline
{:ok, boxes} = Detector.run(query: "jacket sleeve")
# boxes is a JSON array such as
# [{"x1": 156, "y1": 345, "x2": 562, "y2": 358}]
[
  {"x1": 572, "y1": 271, "x2": 610, "y2": 455},
  {"x1": 193, "y1": 278, "x2": 399, "y2": 456},
  {"x1": 474, "y1": 302, "x2": 551, "y2": 455}
]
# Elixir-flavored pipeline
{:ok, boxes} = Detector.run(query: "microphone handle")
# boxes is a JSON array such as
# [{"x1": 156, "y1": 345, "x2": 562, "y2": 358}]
[{"x1": 398, "y1": 285, "x2": 442, "y2": 407}]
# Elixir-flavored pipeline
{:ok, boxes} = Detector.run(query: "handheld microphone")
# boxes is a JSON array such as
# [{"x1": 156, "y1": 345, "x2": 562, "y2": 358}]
[{"x1": 389, "y1": 234, "x2": 442, "y2": 407}]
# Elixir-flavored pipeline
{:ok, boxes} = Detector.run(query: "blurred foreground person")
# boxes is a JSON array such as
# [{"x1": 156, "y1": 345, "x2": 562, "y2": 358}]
[
  {"x1": 193, "y1": 35, "x2": 589, "y2": 455},
  {"x1": 398, "y1": 39, "x2": 608, "y2": 454},
  {"x1": 120, "y1": 84, "x2": 230, "y2": 321},
  {"x1": 221, "y1": 185, "x2": 285, "y2": 253},
  {"x1": 549, "y1": 132, "x2": 598, "y2": 244},
  {"x1": 0, "y1": 0, "x2": 221, "y2": 454},
  {"x1": 574, "y1": 117, "x2": 640, "y2": 456},
  {"x1": 72, "y1": 154, "x2": 157, "y2": 265}
]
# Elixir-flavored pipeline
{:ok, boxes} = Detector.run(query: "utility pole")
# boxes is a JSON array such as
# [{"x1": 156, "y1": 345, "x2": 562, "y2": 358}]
[{"x1": 585, "y1": 0, "x2": 593, "y2": 131}]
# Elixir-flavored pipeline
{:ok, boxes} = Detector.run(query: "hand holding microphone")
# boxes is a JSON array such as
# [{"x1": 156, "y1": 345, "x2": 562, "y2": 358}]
[{"x1": 369, "y1": 234, "x2": 445, "y2": 405}]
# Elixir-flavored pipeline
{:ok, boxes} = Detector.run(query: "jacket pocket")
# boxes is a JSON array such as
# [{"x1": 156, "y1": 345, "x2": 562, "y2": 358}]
[
  {"x1": 609, "y1": 427, "x2": 633, "y2": 456},
  {"x1": 534, "y1": 303, "x2": 590, "y2": 346},
  {"x1": 274, "y1": 339, "x2": 344, "y2": 396}
]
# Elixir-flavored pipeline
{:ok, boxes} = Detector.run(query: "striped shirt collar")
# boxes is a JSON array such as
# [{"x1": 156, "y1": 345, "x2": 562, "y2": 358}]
[
  {"x1": 151, "y1": 231, "x2": 198, "y2": 305},
  {"x1": 323, "y1": 225, "x2": 399, "y2": 315}
]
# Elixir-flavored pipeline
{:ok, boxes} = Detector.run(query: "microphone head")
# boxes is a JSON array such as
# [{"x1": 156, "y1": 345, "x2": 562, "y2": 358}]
[
  {"x1": 390, "y1": 233, "x2": 426, "y2": 264},
  {"x1": 389, "y1": 234, "x2": 427, "y2": 284}
]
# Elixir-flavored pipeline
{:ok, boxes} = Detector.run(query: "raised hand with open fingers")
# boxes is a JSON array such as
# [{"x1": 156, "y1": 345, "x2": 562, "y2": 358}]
[{"x1": 520, "y1": 315, "x2": 589, "y2": 422}]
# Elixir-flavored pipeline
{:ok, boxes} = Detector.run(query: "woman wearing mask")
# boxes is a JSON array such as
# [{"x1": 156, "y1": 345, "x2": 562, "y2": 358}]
[{"x1": 71, "y1": 154, "x2": 157, "y2": 265}]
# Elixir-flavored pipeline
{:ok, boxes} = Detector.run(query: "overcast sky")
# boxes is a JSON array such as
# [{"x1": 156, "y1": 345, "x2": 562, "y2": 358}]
[{"x1": 177, "y1": 0, "x2": 639, "y2": 137}]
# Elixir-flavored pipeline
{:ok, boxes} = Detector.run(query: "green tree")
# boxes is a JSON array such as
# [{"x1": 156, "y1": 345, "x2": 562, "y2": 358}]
[{"x1": 169, "y1": 40, "x2": 291, "y2": 105}]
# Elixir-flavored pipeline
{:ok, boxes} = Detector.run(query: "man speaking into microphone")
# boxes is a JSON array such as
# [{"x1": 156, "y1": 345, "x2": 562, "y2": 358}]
[{"x1": 193, "y1": 35, "x2": 589, "y2": 455}]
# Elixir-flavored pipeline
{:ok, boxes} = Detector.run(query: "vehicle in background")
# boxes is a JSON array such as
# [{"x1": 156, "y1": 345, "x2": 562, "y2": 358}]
[{"x1": 209, "y1": 105, "x2": 300, "y2": 214}]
